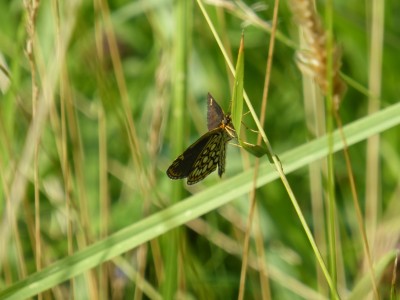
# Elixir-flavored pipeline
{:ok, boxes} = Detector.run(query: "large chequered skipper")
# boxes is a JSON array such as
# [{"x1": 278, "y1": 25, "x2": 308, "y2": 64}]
[{"x1": 166, "y1": 93, "x2": 235, "y2": 185}]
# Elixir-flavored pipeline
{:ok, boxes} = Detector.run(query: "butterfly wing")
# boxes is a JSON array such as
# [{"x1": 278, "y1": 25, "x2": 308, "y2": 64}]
[
  {"x1": 207, "y1": 93, "x2": 225, "y2": 131},
  {"x1": 187, "y1": 129, "x2": 224, "y2": 185},
  {"x1": 166, "y1": 129, "x2": 221, "y2": 181},
  {"x1": 217, "y1": 135, "x2": 227, "y2": 177}
]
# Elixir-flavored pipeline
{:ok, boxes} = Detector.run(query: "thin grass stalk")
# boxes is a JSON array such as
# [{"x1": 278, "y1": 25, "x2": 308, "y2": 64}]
[
  {"x1": 42, "y1": 3, "x2": 76, "y2": 298},
  {"x1": 52, "y1": 0, "x2": 75, "y2": 296},
  {"x1": 147, "y1": 38, "x2": 170, "y2": 300},
  {"x1": 26, "y1": 3, "x2": 39, "y2": 278},
  {"x1": 98, "y1": 106, "x2": 110, "y2": 299},
  {"x1": 57, "y1": 15, "x2": 91, "y2": 265},
  {"x1": 288, "y1": 0, "x2": 350, "y2": 296},
  {"x1": 62, "y1": 50, "x2": 99, "y2": 300},
  {"x1": 22, "y1": 0, "x2": 42, "y2": 284},
  {"x1": 199, "y1": 0, "x2": 337, "y2": 295},
  {"x1": 324, "y1": 2, "x2": 339, "y2": 297},
  {"x1": 1, "y1": 162, "x2": 28, "y2": 280},
  {"x1": 326, "y1": 1, "x2": 378, "y2": 297},
  {"x1": 0, "y1": 164, "x2": 14, "y2": 283},
  {"x1": 334, "y1": 113, "x2": 379, "y2": 299},
  {"x1": 24, "y1": 1, "x2": 42, "y2": 292},
  {"x1": 97, "y1": 0, "x2": 146, "y2": 191},
  {"x1": 365, "y1": 0, "x2": 385, "y2": 265},
  {"x1": 97, "y1": 1, "x2": 155, "y2": 295},
  {"x1": 163, "y1": 0, "x2": 191, "y2": 297},
  {"x1": 93, "y1": 14, "x2": 108, "y2": 300},
  {"x1": 0, "y1": 78, "x2": 22, "y2": 282},
  {"x1": 33, "y1": 51, "x2": 42, "y2": 297},
  {"x1": 60, "y1": 70, "x2": 75, "y2": 296},
  {"x1": 239, "y1": 0, "x2": 280, "y2": 298},
  {"x1": 92, "y1": 2, "x2": 113, "y2": 298},
  {"x1": 238, "y1": 196, "x2": 257, "y2": 300},
  {"x1": 215, "y1": 7, "x2": 234, "y2": 91},
  {"x1": 65, "y1": 81, "x2": 99, "y2": 299},
  {"x1": 300, "y1": 39, "x2": 328, "y2": 293},
  {"x1": 97, "y1": 1, "x2": 153, "y2": 297},
  {"x1": 289, "y1": 0, "x2": 380, "y2": 296},
  {"x1": 253, "y1": 207, "x2": 271, "y2": 299}
]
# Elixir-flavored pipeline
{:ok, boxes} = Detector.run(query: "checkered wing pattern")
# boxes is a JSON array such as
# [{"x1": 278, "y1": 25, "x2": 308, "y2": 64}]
[{"x1": 166, "y1": 93, "x2": 234, "y2": 185}]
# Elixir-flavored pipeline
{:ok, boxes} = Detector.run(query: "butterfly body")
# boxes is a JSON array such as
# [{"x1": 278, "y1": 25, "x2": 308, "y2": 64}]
[{"x1": 166, "y1": 93, "x2": 235, "y2": 185}]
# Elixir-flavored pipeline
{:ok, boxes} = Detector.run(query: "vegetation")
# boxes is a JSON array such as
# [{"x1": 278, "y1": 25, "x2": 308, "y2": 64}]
[{"x1": 0, "y1": 0, "x2": 399, "y2": 299}]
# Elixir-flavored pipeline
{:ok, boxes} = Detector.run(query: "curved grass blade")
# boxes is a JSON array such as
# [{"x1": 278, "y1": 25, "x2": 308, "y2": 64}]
[
  {"x1": 231, "y1": 33, "x2": 244, "y2": 138},
  {"x1": 230, "y1": 33, "x2": 269, "y2": 159}
]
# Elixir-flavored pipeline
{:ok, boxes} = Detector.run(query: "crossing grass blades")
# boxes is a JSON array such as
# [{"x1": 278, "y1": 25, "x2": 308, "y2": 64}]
[{"x1": 166, "y1": 93, "x2": 236, "y2": 185}]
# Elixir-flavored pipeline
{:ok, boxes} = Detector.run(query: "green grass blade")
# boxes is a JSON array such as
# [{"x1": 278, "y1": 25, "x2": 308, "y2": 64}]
[{"x1": 231, "y1": 33, "x2": 244, "y2": 137}]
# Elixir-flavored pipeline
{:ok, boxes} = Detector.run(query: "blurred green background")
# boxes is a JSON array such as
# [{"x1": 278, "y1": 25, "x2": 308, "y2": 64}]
[{"x1": 0, "y1": 0, "x2": 399, "y2": 299}]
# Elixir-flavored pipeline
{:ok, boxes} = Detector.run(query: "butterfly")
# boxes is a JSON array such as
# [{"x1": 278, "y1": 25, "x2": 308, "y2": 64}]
[{"x1": 166, "y1": 93, "x2": 235, "y2": 185}]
